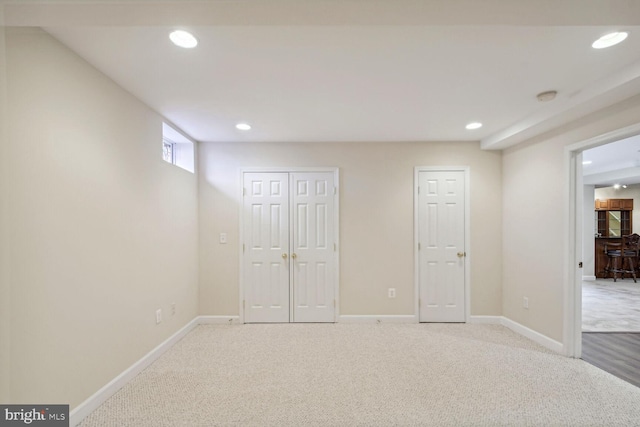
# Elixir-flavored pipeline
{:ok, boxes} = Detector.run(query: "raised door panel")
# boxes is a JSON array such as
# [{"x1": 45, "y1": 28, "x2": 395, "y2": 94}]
[
  {"x1": 622, "y1": 199, "x2": 634, "y2": 210},
  {"x1": 595, "y1": 200, "x2": 609, "y2": 210}
]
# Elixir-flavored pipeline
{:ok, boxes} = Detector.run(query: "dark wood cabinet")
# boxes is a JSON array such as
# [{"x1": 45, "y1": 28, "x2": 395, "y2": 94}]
[
  {"x1": 609, "y1": 199, "x2": 622, "y2": 209},
  {"x1": 595, "y1": 198, "x2": 633, "y2": 211},
  {"x1": 594, "y1": 198, "x2": 634, "y2": 278},
  {"x1": 594, "y1": 199, "x2": 633, "y2": 237},
  {"x1": 596, "y1": 210, "x2": 607, "y2": 236},
  {"x1": 621, "y1": 210, "x2": 632, "y2": 236}
]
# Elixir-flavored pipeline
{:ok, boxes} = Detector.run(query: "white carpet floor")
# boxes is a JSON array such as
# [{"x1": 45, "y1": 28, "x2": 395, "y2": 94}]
[
  {"x1": 582, "y1": 279, "x2": 640, "y2": 332},
  {"x1": 80, "y1": 324, "x2": 640, "y2": 426}
]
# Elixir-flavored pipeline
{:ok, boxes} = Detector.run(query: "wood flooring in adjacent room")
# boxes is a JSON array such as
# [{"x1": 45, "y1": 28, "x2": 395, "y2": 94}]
[{"x1": 582, "y1": 332, "x2": 640, "y2": 388}]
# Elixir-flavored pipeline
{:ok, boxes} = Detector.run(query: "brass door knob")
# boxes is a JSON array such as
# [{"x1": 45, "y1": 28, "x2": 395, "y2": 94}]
[
  {"x1": 282, "y1": 253, "x2": 288, "y2": 259},
  {"x1": 291, "y1": 253, "x2": 297, "y2": 259},
  {"x1": 457, "y1": 252, "x2": 466, "y2": 258}
]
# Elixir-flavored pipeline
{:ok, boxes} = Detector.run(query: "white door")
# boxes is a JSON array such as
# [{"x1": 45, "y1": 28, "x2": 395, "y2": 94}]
[
  {"x1": 417, "y1": 170, "x2": 466, "y2": 322},
  {"x1": 243, "y1": 173, "x2": 290, "y2": 323},
  {"x1": 243, "y1": 171, "x2": 337, "y2": 323},
  {"x1": 291, "y1": 172, "x2": 336, "y2": 323}
]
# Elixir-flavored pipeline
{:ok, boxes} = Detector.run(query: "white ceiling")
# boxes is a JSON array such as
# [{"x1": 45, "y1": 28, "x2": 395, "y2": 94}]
[
  {"x1": 4, "y1": 0, "x2": 640, "y2": 151},
  {"x1": 583, "y1": 135, "x2": 640, "y2": 187}
]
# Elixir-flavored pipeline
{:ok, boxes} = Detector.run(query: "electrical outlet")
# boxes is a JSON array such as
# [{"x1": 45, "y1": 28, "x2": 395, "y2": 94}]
[
  {"x1": 171, "y1": 303, "x2": 176, "y2": 316},
  {"x1": 388, "y1": 288, "x2": 396, "y2": 298},
  {"x1": 219, "y1": 233, "x2": 227, "y2": 244},
  {"x1": 523, "y1": 297, "x2": 529, "y2": 309},
  {"x1": 156, "y1": 309, "x2": 162, "y2": 324}
]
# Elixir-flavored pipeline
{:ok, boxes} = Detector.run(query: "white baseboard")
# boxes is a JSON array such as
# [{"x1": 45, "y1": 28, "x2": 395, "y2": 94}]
[
  {"x1": 338, "y1": 315, "x2": 418, "y2": 323},
  {"x1": 198, "y1": 315, "x2": 241, "y2": 325},
  {"x1": 582, "y1": 275, "x2": 596, "y2": 281},
  {"x1": 467, "y1": 315, "x2": 503, "y2": 324},
  {"x1": 500, "y1": 317, "x2": 563, "y2": 354},
  {"x1": 468, "y1": 315, "x2": 562, "y2": 354},
  {"x1": 69, "y1": 317, "x2": 200, "y2": 426}
]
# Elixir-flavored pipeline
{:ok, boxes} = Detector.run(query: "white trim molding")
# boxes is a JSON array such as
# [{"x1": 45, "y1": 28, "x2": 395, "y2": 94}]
[
  {"x1": 199, "y1": 315, "x2": 241, "y2": 325},
  {"x1": 467, "y1": 315, "x2": 503, "y2": 324},
  {"x1": 69, "y1": 317, "x2": 201, "y2": 426},
  {"x1": 582, "y1": 275, "x2": 596, "y2": 281},
  {"x1": 469, "y1": 316, "x2": 563, "y2": 353},
  {"x1": 338, "y1": 315, "x2": 418, "y2": 324},
  {"x1": 70, "y1": 316, "x2": 242, "y2": 426},
  {"x1": 500, "y1": 317, "x2": 564, "y2": 354}
]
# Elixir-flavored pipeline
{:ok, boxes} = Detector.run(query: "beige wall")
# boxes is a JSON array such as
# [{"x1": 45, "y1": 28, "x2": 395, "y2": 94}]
[
  {"x1": 4, "y1": 28, "x2": 199, "y2": 408},
  {"x1": 595, "y1": 184, "x2": 640, "y2": 234},
  {"x1": 503, "y1": 94, "x2": 640, "y2": 342},
  {"x1": 199, "y1": 141, "x2": 502, "y2": 317},
  {"x1": 0, "y1": 14, "x2": 10, "y2": 403}
]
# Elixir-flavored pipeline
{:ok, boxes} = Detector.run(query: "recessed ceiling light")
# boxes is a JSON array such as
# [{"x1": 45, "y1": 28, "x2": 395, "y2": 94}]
[
  {"x1": 465, "y1": 122, "x2": 482, "y2": 130},
  {"x1": 582, "y1": 160, "x2": 593, "y2": 165},
  {"x1": 592, "y1": 32, "x2": 628, "y2": 49},
  {"x1": 169, "y1": 30, "x2": 198, "y2": 48},
  {"x1": 613, "y1": 184, "x2": 621, "y2": 189},
  {"x1": 236, "y1": 123, "x2": 251, "y2": 131}
]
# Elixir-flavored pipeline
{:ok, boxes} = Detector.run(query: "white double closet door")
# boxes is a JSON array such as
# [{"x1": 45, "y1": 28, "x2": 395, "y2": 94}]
[{"x1": 243, "y1": 171, "x2": 337, "y2": 323}]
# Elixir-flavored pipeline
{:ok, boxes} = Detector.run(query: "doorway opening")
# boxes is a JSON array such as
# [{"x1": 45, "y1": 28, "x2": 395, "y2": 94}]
[{"x1": 566, "y1": 123, "x2": 640, "y2": 387}]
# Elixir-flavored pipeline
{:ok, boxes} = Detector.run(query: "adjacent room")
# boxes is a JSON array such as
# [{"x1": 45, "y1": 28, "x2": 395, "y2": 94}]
[
  {"x1": 581, "y1": 138, "x2": 640, "y2": 387},
  {"x1": 2, "y1": 1, "x2": 640, "y2": 425}
]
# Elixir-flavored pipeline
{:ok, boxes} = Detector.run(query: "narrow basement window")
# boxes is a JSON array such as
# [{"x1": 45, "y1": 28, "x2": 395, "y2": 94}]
[{"x1": 162, "y1": 122, "x2": 195, "y2": 173}]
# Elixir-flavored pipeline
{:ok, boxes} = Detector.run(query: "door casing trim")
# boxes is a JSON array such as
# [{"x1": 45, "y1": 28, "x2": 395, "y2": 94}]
[{"x1": 414, "y1": 166, "x2": 471, "y2": 323}]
